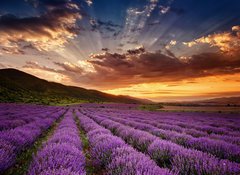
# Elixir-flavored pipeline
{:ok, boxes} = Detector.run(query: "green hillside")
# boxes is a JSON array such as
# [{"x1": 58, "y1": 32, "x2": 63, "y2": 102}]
[{"x1": 0, "y1": 68, "x2": 141, "y2": 105}]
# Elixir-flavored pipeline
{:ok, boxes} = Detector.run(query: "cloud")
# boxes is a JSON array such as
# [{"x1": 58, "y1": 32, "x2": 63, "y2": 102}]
[
  {"x1": 123, "y1": 0, "x2": 159, "y2": 39},
  {"x1": 1, "y1": 47, "x2": 25, "y2": 55},
  {"x1": 150, "y1": 0, "x2": 158, "y2": 3},
  {"x1": 23, "y1": 44, "x2": 240, "y2": 89},
  {"x1": 0, "y1": 0, "x2": 81, "y2": 54},
  {"x1": 148, "y1": 20, "x2": 161, "y2": 26},
  {"x1": 20, "y1": 22, "x2": 240, "y2": 89},
  {"x1": 127, "y1": 46, "x2": 145, "y2": 54},
  {"x1": 0, "y1": 63, "x2": 6, "y2": 68},
  {"x1": 127, "y1": 40, "x2": 139, "y2": 45},
  {"x1": 89, "y1": 19, "x2": 122, "y2": 37},
  {"x1": 87, "y1": 49, "x2": 240, "y2": 88},
  {"x1": 86, "y1": 0, "x2": 93, "y2": 6},
  {"x1": 118, "y1": 43, "x2": 124, "y2": 47},
  {"x1": 165, "y1": 49, "x2": 176, "y2": 58},
  {"x1": 183, "y1": 25, "x2": 240, "y2": 54},
  {"x1": 24, "y1": 61, "x2": 55, "y2": 72},
  {"x1": 102, "y1": 48, "x2": 110, "y2": 52},
  {"x1": 158, "y1": 2, "x2": 184, "y2": 15},
  {"x1": 54, "y1": 61, "x2": 85, "y2": 74},
  {"x1": 97, "y1": 20, "x2": 122, "y2": 28},
  {"x1": 159, "y1": 6, "x2": 170, "y2": 14},
  {"x1": 170, "y1": 40, "x2": 177, "y2": 45},
  {"x1": 165, "y1": 40, "x2": 177, "y2": 49}
]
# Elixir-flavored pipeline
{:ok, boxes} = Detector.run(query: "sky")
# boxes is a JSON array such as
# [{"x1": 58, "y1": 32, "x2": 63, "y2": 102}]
[{"x1": 0, "y1": 0, "x2": 240, "y2": 102}]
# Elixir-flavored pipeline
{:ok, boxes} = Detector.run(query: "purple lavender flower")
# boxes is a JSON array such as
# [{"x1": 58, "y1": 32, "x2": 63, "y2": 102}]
[
  {"x1": 27, "y1": 112, "x2": 86, "y2": 175},
  {"x1": 107, "y1": 146, "x2": 175, "y2": 175}
]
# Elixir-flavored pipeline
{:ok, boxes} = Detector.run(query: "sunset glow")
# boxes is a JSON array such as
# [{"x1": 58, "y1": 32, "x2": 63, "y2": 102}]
[
  {"x1": 104, "y1": 74, "x2": 240, "y2": 101},
  {"x1": 1, "y1": 0, "x2": 240, "y2": 101}
]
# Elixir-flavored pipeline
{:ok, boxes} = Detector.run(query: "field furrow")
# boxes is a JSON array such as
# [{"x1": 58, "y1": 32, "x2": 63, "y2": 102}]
[
  {"x1": 27, "y1": 109, "x2": 86, "y2": 175},
  {"x1": 1, "y1": 103, "x2": 240, "y2": 175},
  {"x1": 80, "y1": 109, "x2": 240, "y2": 175},
  {"x1": 90, "y1": 109, "x2": 240, "y2": 162},
  {"x1": 0, "y1": 107, "x2": 66, "y2": 173},
  {"x1": 76, "y1": 110, "x2": 174, "y2": 175}
]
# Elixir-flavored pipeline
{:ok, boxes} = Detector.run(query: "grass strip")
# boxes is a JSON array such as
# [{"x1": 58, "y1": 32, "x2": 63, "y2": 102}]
[{"x1": 74, "y1": 111, "x2": 104, "y2": 175}]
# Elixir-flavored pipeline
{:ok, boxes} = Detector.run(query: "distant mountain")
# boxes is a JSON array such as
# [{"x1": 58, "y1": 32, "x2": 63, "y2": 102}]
[
  {"x1": 198, "y1": 96, "x2": 240, "y2": 106},
  {"x1": 0, "y1": 68, "x2": 144, "y2": 105},
  {"x1": 123, "y1": 95, "x2": 154, "y2": 104},
  {"x1": 162, "y1": 96, "x2": 240, "y2": 106}
]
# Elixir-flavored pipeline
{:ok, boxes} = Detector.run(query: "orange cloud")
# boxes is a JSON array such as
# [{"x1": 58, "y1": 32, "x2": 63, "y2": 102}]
[
  {"x1": 165, "y1": 40, "x2": 177, "y2": 49},
  {"x1": 22, "y1": 44, "x2": 240, "y2": 90},
  {"x1": 22, "y1": 61, "x2": 240, "y2": 101},
  {"x1": 0, "y1": 1, "x2": 81, "y2": 54},
  {"x1": 183, "y1": 25, "x2": 240, "y2": 54}
]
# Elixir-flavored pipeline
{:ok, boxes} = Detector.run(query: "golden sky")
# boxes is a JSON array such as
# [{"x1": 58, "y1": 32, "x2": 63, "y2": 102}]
[{"x1": 104, "y1": 74, "x2": 240, "y2": 101}]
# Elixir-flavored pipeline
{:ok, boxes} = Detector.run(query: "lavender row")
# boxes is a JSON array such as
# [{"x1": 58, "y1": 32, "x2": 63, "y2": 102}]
[
  {"x1": 84, "y1": 106, "x2": 240, "y2": 131},
  {"x1": 83, "y1": 110, "x2": 240, "y2": 175},
  {"x1": 113, "y1": 110, "x2": 240, "y2": 137},
  {"x1": 95, "y1": 108, "x2": 240, "y2": 136},
  {"x1": 0, "y1": 104, "x2": 58, "y2": 118},
  {"x1": 138, "y1": 118, "x2": 240, "y2": 146},
  {"x1": 77, "y1": 103, "x2": 138, "y2": 110},
  {"x1": 0, "y1": 103, "x2": 50, "y2": 116},
  {"x1": 76, "y1": 110, "x2": 173, "y2": 175},
  {"x1": 78, "y1": 103, "x2": 239, "y2": 128},
  {"x1": 97, "y1": 111, "x2": 240, "y2": 162},
  {"x1": 27, "y1": 110, "x2": 86, "y2": 175},
  {"x1": 94, "y1": 109, "x2": 240, "y2": 146},
  {"x1": 151, "y1": 116, "x2": 240, "y2": 137},
  {"x1": 142, "y1": 112, "x2": 240, "y2": 135},
  {"x1": 0, "y1": 108, "x2": 65, "y2": 172},
  {"x1": 0, "y1": 105, "x2": 62, "y2": 131},
  {"x1": 0, "y1": 110, "x2": 59, "y2": 131}
]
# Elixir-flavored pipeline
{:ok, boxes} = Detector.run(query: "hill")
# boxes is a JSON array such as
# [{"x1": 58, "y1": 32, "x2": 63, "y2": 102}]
[
  {"x1": 198, "y1": 96, "x2": 240, "y2": 106},
  {"x1": 0, "y1": 68, "x2": 143, "y2": 105},
  {"x1": 160, "y1": 96, "x2": 240, "y2": 107}
]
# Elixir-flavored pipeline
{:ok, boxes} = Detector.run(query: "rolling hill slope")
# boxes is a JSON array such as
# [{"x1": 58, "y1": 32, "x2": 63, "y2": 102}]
[{"x1": 0, "y1": 68, "x2": 143, "y2": 105}]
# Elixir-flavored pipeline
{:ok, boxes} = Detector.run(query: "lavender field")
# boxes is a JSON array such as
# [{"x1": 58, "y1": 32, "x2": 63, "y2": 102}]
[{"x1": 1, "y1": 103, "x2": 240, "y2": 175}]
